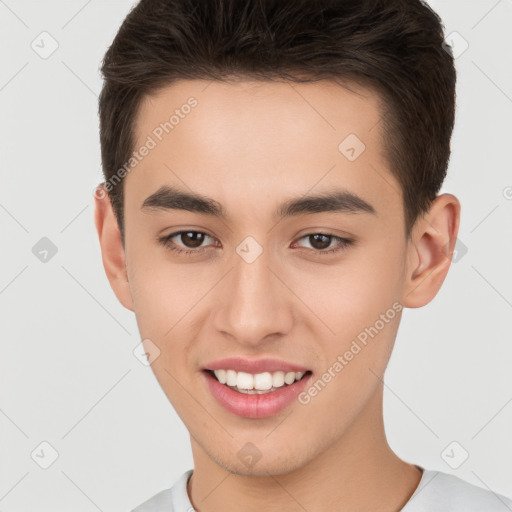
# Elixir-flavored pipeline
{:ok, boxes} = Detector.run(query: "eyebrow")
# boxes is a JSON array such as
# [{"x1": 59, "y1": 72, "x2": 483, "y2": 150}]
[{"x1": 141, "y1": 185, "x2": 376, "y2": 219}]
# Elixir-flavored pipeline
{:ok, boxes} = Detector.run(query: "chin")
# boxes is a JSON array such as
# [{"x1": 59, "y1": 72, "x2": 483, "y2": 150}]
[{"x1": 210, "y1": 445, "x2": 311, "y2": 478}]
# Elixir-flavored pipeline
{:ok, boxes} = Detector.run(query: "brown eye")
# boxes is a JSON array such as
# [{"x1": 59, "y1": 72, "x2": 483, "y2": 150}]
[
  {"x1": 158, "y1": 230, "x2": 216, "y2": 255},
  {"x1": 177, "y1": 231, "x2": 207, "y2": 248},
  {"x1": 308, "y1": 234, "x2": 332, "y2": 250},
  {"x1": 293, "y1": 233, "x2": 354, "y2": 256}
]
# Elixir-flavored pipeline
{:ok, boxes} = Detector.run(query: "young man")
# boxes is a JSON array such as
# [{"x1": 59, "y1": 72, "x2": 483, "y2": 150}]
[{"x1": 94, "y1": 0, "x2": 512, "y2": 510}]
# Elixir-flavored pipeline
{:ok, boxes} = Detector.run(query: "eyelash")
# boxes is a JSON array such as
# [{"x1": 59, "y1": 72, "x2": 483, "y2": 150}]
[{"x1": 158, "y1": 230, "x2": 354, "y2": 257}]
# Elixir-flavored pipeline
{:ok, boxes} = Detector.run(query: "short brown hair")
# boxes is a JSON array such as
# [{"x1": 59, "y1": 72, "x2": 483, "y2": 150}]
[{"x1": 99, "y1": 0, "x2": 456, "y2": 246}]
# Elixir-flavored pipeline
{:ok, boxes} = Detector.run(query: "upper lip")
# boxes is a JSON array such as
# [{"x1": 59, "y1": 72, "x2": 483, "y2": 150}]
[{"x1": 203, "y1": 357, "x2": 310, "y2": 374}]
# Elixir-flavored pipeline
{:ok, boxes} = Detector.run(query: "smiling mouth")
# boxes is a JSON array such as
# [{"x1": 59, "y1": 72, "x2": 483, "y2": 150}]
[{"x1": 204, "y1": 369, "x2": 313, "y2": 394}]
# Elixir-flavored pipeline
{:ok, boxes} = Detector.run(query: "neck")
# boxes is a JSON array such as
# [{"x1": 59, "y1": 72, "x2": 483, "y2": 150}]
[{"x1": 187, "y1": 382, "x2": 423, "y2": 512}]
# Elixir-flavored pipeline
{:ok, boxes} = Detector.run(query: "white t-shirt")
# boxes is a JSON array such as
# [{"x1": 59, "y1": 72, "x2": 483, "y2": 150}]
[{"x1": 130, "y1": 466, "x2": 512, "y2": 511}]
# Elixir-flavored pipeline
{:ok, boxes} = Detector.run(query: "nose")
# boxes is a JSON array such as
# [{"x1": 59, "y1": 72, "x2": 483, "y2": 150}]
[{"x1": 212, "y1": 244, "x2": 294, "y2": 347}]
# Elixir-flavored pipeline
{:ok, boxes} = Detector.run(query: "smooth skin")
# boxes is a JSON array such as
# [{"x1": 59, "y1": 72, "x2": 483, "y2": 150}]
[{"x1": 95, "y1": 78, "x2": 460, "y2": 512}]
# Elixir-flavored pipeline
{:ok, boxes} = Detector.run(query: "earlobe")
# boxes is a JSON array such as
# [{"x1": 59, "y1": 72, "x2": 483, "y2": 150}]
[
  {"x1": 402, "y1": 193, "x2": 461, "y2": 308},
  {"x1": 94, "y1": 184, "x2": 135, "y2": 312}
]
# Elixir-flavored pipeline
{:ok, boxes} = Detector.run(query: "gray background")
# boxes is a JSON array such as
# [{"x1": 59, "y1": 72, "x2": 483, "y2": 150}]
[{"x1": 1, "y1": 0, "x2": 511, "y2": 510}]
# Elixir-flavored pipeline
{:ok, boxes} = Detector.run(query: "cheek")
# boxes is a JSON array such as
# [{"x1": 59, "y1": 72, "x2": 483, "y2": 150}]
[
  {"x1": 126, "y1": 250, "x2": 213, "y2": 371},
  {"x1": 125, "y1": 247, "x2": 183, "y2": 340},
  {"x1": 130, "y1": 272, "x2": 190, "y2": 340},
  {"x1": 288, "y1": 250, "x2": 405, "y2": 397},
  {"x1": 291, "y1": 249, "x2": 404, "y2": 339}
]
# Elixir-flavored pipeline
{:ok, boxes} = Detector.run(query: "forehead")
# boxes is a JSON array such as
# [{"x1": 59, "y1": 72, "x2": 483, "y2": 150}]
[
  {"x1": 126, "y1": 78, "x2": 403, "y2": 228},
  {"x1": 134, "y1": 78, "x2": 383, "y2": 153}
]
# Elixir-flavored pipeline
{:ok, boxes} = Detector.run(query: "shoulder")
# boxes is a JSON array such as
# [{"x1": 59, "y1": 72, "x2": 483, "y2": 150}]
[
  {"x1": 403, "y1": 468, "x2": 512, "y2": 511},
  {"x1": 130, "y1": 487, "x2": 173, "y2": 512},
  {"x1": 129, "y1": 470, "x2": 193, "y2": 512}
]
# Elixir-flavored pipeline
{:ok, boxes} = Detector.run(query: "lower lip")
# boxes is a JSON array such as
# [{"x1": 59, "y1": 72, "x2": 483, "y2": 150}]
[{"x1": 202, "y1": 370, "x2": 312, "y2": 419}]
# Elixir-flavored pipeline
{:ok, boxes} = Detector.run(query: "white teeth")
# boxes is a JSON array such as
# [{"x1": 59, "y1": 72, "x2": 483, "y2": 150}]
[
  {"x1": 254, "y1": 372, "x2": 273, "y2": 390},
  {"x1": 236, "y1": 371, "x2": 254, "y2": 390},
  {"x1": 215, "y1": 369, "x2": 227, "y2": 384},
  {"x1": 212, "y1": 369, "x2": 307, "y2": 392},
  {"x1": 284, "y1": 371, "x2": 296, "y2": 385},
  {"x1": 226, "y1": 369, "x2": 237, "y2": 386},
  {"x1": 272, "y1": 371, "x2": 285, "y2": 387}
]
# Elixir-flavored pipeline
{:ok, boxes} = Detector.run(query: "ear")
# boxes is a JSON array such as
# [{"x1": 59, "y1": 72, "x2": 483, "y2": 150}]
[
  {"x1": 402, "y1": 193, "x2": 461, "y2": 308},
  {"x1": 94, "y1": 184, "x2": 134, "y2": 312}
]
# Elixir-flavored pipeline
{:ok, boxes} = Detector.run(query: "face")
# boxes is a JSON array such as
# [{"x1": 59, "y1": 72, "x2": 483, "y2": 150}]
[{"x1": 97, "y1": 78, "x2": 454, "y2": 477}]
